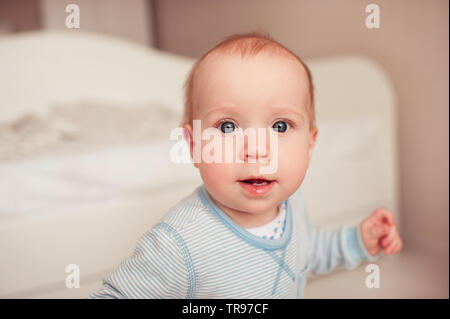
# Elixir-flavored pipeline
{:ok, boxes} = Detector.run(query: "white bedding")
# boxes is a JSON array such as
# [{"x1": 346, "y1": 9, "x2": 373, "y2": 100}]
[{"x1": 0, "y1": 139, "x2": 199, "y2": 219}]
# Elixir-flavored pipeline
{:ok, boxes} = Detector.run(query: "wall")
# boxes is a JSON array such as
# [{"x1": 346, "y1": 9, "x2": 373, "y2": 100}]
[
  {"x1": 39, "y1": 0, "x2": 154, "y2": 46},
  {"x1": 154, "y1": 0, "x2": 449, "y2": 254},
  {"x1": 0, "y1": 0, "x2": 41, "y2": 35}
]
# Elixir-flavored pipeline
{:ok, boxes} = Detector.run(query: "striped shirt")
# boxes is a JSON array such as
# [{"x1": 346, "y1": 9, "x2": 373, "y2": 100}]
[
  {"x1": 246, "y1": 201, "x2": 287, "y2": 240},
  {"x1": 89, "y1": 184, "x2": 377, "y2": 299}
]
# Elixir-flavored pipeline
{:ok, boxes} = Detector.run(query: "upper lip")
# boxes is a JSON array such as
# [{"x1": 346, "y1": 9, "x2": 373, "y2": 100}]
[{"x1": 239, "y1": 176, "x2": 275, "y2": 182}]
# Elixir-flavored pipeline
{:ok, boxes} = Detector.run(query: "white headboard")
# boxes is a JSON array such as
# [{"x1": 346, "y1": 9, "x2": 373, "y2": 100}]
[
  {"x1": 304, "y1": 56, "x2": 398, "y2": 228},
  {"x1": 0, "y1": 30, "x2": 192, "y2": 122}
]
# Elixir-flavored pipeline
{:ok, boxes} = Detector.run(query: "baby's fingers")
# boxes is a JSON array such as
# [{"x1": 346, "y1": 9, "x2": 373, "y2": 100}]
[
  {"x1": 372, "y1": 208, "x2": 394, "y2": 226},
  {"x1": 384, "y1": 237, "x2": 403, "y2": 255},
  {"x1": 380, "y1": 225, "x2": 397, "y2": 247}
]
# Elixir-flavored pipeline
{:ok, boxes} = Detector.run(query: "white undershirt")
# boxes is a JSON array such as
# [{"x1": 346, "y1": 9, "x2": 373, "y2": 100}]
[{"x1": 245, "y1": 202, "x2": 287, "y2": 240}]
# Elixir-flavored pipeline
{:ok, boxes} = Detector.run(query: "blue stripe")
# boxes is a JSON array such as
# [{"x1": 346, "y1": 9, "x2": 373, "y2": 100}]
[
  {"x1": 154, "y1": 222, "x2": 197, "y2": 299},
  {"x1": 198, "y1": 185, "x2": 293, "y2": 251},
  {"x1": 271, "y1": 248, "x2": 286, "y2": 295}
]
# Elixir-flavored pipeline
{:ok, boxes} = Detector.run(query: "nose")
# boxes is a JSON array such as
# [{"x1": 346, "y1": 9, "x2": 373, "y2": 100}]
[{"x1": 238, "y1": 129, "x2": 271, "y2": 163}]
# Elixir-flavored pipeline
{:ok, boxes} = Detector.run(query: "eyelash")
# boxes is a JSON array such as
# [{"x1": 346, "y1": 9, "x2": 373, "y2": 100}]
[
  {"x1": 275, "y1": 119, "x2": 296, "y2": 130},
  {"x1": 212, "y1": 119, "x2": 234, "y2": 133},
  {"x1": 213, "y1": 119, "x2": 296, "y2": 131}
]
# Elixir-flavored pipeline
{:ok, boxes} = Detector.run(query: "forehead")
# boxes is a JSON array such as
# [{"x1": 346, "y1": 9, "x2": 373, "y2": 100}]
[{"x1": 192, "y1": 53, "x2": 310, "y2": 118}]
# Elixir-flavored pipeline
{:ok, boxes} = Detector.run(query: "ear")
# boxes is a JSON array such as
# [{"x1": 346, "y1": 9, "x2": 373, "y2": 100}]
[
  {"x1": 182, "y1": 123, "x2": 199, "y2": 168},
  {"x1": 308, "y1": 125, "x2": 318, "y2": 162}
]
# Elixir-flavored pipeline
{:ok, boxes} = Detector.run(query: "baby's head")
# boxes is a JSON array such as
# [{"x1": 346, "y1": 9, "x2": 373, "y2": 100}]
[{"x1": 182, "y1": 33, "x2": 318, "y2": 226}]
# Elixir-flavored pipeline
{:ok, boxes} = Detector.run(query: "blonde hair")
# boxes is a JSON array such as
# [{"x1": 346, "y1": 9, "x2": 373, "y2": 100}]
[{"x1": 182, "y1": 32, "x2": 316, "y2": 130}]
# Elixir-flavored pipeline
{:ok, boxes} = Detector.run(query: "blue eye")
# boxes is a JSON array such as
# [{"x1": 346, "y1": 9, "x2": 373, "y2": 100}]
[
  {"x1": 220, "y1": 121, "x2": 236, "y2": 134},
  {"x1": 272, "y1": 121, "x2": 289, "y2": 133}
]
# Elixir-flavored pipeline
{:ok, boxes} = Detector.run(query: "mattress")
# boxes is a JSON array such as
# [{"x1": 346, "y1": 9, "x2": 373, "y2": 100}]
[{"x1": 0, "y1": 101, "x2": 200, "y2": 220}]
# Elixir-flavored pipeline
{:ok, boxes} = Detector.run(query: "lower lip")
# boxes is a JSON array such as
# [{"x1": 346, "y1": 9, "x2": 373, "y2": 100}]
[{"x1": 238, "y1": 180, "x2": 276, "y2": 196}]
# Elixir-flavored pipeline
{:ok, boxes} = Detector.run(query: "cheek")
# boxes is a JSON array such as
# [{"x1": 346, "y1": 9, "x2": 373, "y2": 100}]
[
  {"x1": 198, "y1": 163, "x2": 235, "y2": 193},
  {"x1": 276, "y1": 137, "x2": 311, "y2": 182}
]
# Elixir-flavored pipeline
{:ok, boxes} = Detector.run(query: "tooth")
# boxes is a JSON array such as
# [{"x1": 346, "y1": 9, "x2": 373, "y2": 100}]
[{"x1": 252, "y1": 181, "x2": 267, "y2": 186}]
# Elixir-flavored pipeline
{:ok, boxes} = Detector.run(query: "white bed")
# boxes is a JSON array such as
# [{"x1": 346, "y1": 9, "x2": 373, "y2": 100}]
[{"x1": 0, "y1": 30, "x2": 398, "y2": 298}]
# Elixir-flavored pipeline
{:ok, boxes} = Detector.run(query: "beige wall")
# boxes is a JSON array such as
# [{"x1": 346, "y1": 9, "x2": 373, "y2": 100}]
[
  {"x1": 154, "y1": 0, "x2": 449, "y2": 254},
  {"x1": 0, "y1": 0, "x2": 41, "y2": 34},
  {"x1": 39, "y1": 0, "x2": 154, "y2": 46}
]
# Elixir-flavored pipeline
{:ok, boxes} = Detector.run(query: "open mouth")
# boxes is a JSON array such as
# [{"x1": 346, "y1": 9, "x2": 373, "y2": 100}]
[
  {"x1": 239, "y1": 178, "x2": 273, "y2": 186},
  {"x1": 238, "y1": 176, "x2": 276, "y2": 195}
]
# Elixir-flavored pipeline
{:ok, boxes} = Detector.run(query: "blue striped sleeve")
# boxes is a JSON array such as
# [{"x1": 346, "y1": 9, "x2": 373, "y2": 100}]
[
  {"x1": 292, "y1": 187, "x2": 381, "y2": 275},
  {"x1": 88, "y1": 223, "x2": 191, "y2": 299},
  {"x1": 306, "y1": 223, "x2": 382, "y2": 275},
  {"x1": 344, "y1": 225, "x2": 381, "y2": 264}
]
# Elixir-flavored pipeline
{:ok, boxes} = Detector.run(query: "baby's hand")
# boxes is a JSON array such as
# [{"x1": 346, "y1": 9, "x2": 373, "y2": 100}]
[{"x1": 360, "y1": 208, "x2": 403, "y2": 256}]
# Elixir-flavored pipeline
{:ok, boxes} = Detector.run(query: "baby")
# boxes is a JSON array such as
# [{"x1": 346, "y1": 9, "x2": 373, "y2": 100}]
[{"x1": 89, "y1": 33, "x2": 402, "y2": 299}]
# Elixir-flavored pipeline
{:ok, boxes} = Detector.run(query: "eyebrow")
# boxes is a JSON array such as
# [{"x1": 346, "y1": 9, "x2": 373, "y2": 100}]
[
  {"x1": 205, "y1": 105, "x2": 305, "y2": 121},
  {"x1": 205, "y1": 106, "x2": 240, "y2": 118}
]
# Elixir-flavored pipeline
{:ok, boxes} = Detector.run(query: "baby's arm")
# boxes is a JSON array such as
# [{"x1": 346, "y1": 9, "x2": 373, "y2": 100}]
[
  {"x1": 304, "y1": 207, "x2": 402, "y2": 275},
  {"x1": 293, "y1": 188, "x2": 380, "y2": 274},
  {"x1": 305, "y1": 222, "x2": 377, "y2": 275},
  {"x1": 88, "y1": 223, "x2": 190, "y2": 299}
]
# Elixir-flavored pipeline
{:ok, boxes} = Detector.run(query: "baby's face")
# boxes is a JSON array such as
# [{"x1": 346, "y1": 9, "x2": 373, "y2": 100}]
[{"x1": 185, "y1": 53, "x2": 318, "y2": 226}]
